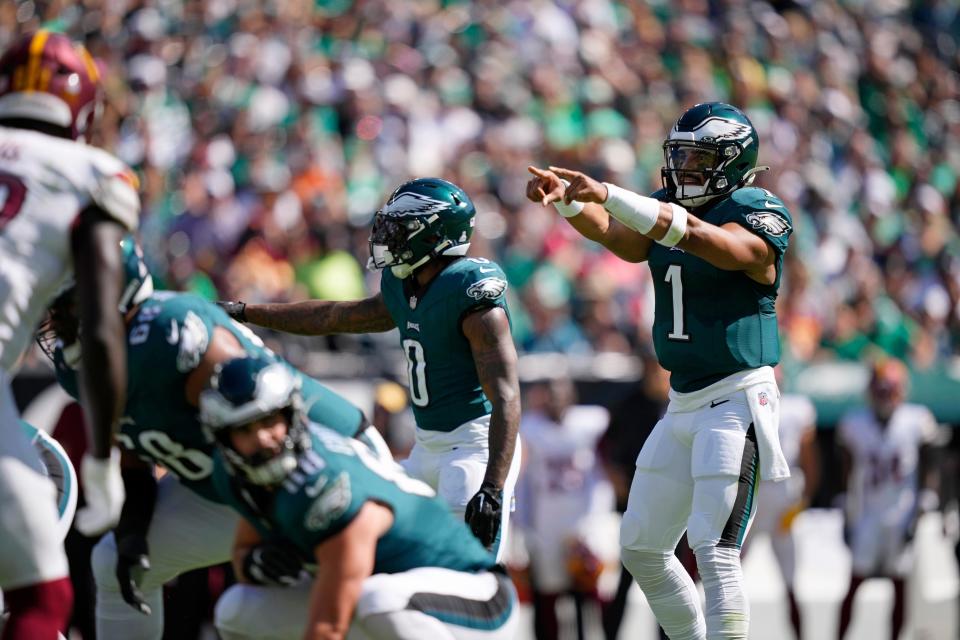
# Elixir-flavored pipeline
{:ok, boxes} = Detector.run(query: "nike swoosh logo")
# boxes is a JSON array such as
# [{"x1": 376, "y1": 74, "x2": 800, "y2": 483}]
[
  {"x1": 479, "y1": 267, "x2": 497, "y2": 273},
  {"x1": 763, "y1": 201, "x2": 783, "y2": 209},
  {"x1": 710, "y1": 399, "x2": 730, "y2": 408}
]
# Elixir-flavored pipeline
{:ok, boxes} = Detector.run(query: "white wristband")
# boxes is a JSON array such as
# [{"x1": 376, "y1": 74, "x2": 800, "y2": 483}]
[
  {"x1": 602, "y1": 183, "x2": 660, "y2": 234},
  {"x1": 657, "y1": 203, "x2": 688, "y2": 247},
  {"x1": 552, "y1": 180, "x2": 584, "y2": 218}
]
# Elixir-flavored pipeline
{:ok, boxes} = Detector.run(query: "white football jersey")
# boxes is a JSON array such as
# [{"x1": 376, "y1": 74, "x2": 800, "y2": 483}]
[
  {"x1": 520, "y1": 405, "x2": 613, "y2": 536},
  {"x1": 0, "y1": 125, "x2": 139, "y2": 372},
  {"x1": 778, "y1": 393, "x2": 816, "y2": 468},
  {"x1": 838, "y1": 403, "x2": 937, "y2": 520}
]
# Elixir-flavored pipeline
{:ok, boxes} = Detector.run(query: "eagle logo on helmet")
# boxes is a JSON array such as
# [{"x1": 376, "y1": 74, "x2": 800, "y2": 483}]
[
  {"x1": 383, "y1": 191, "x2": 449, "y2": 218},
  {"x1": 467, "y1": 277, "x2": 508, "y2": 301},
  {"x1": 686, "y1": 117, "x2": 753, "y2": 142},
  {"x1": 745, "y1": 212, "x2": 791, "y2": 237}
]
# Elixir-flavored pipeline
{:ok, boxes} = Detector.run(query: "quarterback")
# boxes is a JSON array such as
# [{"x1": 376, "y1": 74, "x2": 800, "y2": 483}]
[
  {"x1": 221, "y1": 178, "x2": 521, "y2": 558},
  {"x1": 0, "y1": 31, "x2": 138, "y2": 638},
  {"x1": 202, "y1": 356, "x2": 519, "y2": 640},
  {"x1": 44, "y1": 238, "x2": 384, "y2": 640},
  {"x1": 527, "y1": 102, "x2": 792, "y2": 639}
]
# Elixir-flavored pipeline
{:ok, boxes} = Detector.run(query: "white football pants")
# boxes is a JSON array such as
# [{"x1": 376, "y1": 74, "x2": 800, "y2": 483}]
[
  {"x1": 0, "y1": 372, "x2": 68, "y2": 589},
  {"x1": 215, "y1": 566, "x2": 519, "y2": 640},
  {"x1": 401, "y1": 415, "x2": 521, "y2": 561},
  {"x1": 620, "y1": 374, "x2": 781, "y2": 639}
]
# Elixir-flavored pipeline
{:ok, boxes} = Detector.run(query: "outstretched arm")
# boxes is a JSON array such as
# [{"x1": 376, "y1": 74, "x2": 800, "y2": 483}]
[
  {"x1": 224, "y1": 295, "x2": 396, "y2": 336},
  {"x1": 530, "y1": 165, "x2": 778, "y2": 284},
  {"x1": 526, "y1": 166, "x2": 652, "y2": 263}
]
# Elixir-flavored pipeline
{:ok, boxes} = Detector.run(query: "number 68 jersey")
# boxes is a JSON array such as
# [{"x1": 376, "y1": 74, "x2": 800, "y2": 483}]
[
  {"x1": 0, "y1": 125, "x2": 139, "y2": 372},
  {"x1": 53, "y1": 291, "x2": 365, "y2": 503}
]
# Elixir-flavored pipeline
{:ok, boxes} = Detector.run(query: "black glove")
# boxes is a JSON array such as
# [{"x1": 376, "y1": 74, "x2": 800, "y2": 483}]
[
  {"x1": 464, "y1": 482, "x2": 503, "y2": 549},
  {"x1": 217, "y1": 301, "x2": 247, "y2": 322},
  {"x1": 242, "y1": 542, "x2": 305, "y2": 587},
  {"x1": 116, "y1": 534, "x2": 151, "y2": 615}
]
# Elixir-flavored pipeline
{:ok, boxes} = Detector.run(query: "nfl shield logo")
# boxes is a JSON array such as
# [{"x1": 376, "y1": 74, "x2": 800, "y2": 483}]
[{"x1": 758, "y1": 392, "x2": 768, "y2": 406}]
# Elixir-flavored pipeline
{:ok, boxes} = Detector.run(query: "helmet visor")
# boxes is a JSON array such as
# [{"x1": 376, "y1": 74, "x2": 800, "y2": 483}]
[
  {"x1": 368, "y1": 214, "x2": 417, "y2": 269},
  {"x1": 665, "y1": 142, "x2": 717, "y2": 186}
]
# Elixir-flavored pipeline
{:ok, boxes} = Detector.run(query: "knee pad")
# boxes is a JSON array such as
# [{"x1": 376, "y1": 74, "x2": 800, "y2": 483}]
[
  {"x1": 621, "y1": 548, "x2": 705, "y2": 640},
  {"x1": 694, "y1": 545, "x2": 748, "y2": 639}
]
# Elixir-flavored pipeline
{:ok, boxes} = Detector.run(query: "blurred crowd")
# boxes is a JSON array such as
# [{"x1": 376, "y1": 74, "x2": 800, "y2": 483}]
[{"x1": 2, "y1": 0, "x2": 960, "y2": 373}]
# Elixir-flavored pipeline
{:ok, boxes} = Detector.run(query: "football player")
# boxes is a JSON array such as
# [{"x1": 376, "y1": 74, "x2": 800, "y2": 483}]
[
  {"x1": 527, "y1": 102, "x2": 793, "y2": 639},
  {"x1": 0, "y1": 31, "x2": 137, "y2": 639},
  {"x1": 836, "y1": 358, "x2": 939, "y2": 640},
  {"x1": 219, "y1": 178, "x2": 521, "y2": 558},
  {"x1": 42, "y1": 238, "x2": 386, "y2": 640},
  {"x1": 201, "y1": 356, "x2": 520, "y2": 640}
]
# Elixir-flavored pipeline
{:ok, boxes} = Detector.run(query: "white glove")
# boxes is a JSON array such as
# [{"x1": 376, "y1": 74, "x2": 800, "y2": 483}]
[{"x1": 74, "y1": 448, "x2": 125, "y2": 536}]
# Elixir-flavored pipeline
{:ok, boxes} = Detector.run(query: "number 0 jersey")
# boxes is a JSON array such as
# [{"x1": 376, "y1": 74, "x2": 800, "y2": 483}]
[
  {"x1": 212, "y1": 423, "x2": 496, "y2": 573},
  {"x1": 0, "y1": 125, "x2": 139, "y2": 372},
  {"x1": 54, "y1": 291, "x2": 364, "y2": 502},
  {"x1": 380, "y1": 257, "x2": 510, "y2": 432},
  {"x1": 647, "y1": 186, "x2": 792, "y2": 392}
]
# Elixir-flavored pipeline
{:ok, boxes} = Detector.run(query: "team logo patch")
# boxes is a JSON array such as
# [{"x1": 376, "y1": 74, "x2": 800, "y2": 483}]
[
  {"x1": 466, "y1": 277, "x2": 507, "y2": 301},
  {"x1": 304, "y1": 471, "x2": 351, "y2": 532},
  {"x1": 758, "y1": 392, "x2": 768, "y2": 406},
  {"x1": 383, "y1": 191, "x2": 449, "y2": 217},
  {"x1": 745, "y1": 212, "x2": 791, "y2": 237}
]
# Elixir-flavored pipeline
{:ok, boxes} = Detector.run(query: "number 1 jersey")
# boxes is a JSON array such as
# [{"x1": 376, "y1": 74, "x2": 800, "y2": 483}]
[
  {"x1": 380, "y1": 258, "x2": 510, "y2": 432},
  {"x1": 646, "y1": 186, "x2": 792, "y2": 392}
]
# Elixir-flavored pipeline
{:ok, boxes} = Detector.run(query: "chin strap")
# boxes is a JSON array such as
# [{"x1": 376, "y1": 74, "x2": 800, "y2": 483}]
[{"x1": 740, "y1": 166, "x2": 770, "y2": 187}]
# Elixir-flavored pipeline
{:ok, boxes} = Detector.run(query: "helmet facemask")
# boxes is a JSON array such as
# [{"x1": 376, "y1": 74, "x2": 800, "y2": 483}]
[
  {"x1": 662, "y1": 139, "x2": 746, "y2": 208},
  {"x1": 215, "y1": 406, "x2": 310, "y2": 487},
  {"x1": 201, "y1": 359, "x2": 312, "y2": 487},
  {"x1": 366, "y1": 178, "x2": 475, "y2": 279},
  {"x1": 36, "y1": 288, "x2": 81, "y2": 367}
]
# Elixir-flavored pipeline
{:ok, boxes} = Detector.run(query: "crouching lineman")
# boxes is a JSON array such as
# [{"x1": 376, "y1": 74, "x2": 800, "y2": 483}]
[
  {"x1": 201, "y1": 356, "x2": 519, "y2": 640},
  {"x1": 41, "y1": 237, "x2": 386, "y2": 640}
]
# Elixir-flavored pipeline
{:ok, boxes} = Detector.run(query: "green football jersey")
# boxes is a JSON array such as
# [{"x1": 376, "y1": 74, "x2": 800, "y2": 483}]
[
  {"x1": 53, "y1": 291, "x2": 364, "y2": 503},
  {"x1": 380, "y1": 258, "x2": 510, "y2": 432},
  {"x1": 212, "y1": 423, "x2": 496, "y2": 573},
  {"x1": 646, "y1": 187, "x2": 793, "y2": 392}
]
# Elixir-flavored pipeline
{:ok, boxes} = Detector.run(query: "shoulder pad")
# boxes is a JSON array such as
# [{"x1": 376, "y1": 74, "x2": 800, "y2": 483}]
[
  {"x1": 131, "y1": 295, "x2": 211, "y2": 374},
  {"x1": 457, "y1": 258, "x2": 508, "y2": 305},
  {"x1": 87, "y1": 149, "x2": 140, "y2": 232}
]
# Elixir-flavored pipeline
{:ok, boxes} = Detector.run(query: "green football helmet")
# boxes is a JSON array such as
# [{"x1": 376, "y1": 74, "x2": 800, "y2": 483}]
[
  {"x1": 37, "y1": 233, "x2": 154, "y2": 364},
  {"x1": 200, "y1": 356, "x2": 311, "y2": 487},
  {"x1": 662, "y1": 102, "x2": 765, "y2": 208},
  {"x1": 368, "y1": 178, "x2": 476, "y2": 279}
]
